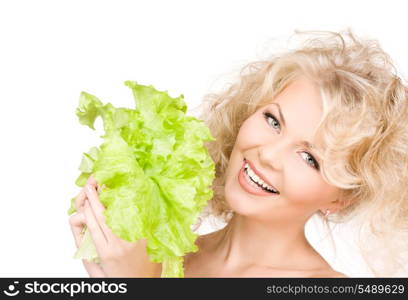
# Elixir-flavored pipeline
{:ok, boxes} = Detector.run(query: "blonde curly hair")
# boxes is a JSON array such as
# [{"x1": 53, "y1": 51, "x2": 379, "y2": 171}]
[{"x1": 194, "y1": 28, "x2": 408, "y2": 277}]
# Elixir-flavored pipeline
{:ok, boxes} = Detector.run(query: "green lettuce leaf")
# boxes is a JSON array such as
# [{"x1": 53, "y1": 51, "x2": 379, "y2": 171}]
[{"x1": 68, "y1": 81, "x2": 215, "y2": 277}]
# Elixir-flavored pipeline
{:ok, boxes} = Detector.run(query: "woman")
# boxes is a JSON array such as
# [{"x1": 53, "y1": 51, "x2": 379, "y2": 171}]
[
  {"x1": 69, "y1": 28, "x2": 408, "y2": 277},
  {"x1": 183, "y1": 77, "x2": 349, "y2": 278}
]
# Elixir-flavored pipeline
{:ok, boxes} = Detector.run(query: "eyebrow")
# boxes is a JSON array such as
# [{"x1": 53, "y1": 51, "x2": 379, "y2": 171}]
[{"x1": 270, "y1": 102, "x2": 316, "y2": 151}]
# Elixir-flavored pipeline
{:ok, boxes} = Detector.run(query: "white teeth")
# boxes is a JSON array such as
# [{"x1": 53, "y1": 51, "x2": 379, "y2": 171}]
[
  {"x1": 244, "y1": 163, "x2": 278, "y2": 193},
  {"x1": 244, "y1": 169, "x2": 262, "y2": 189}
]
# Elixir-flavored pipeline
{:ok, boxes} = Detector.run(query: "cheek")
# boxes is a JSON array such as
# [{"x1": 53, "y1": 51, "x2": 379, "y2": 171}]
[
  {"x1": 283, "y1": 160, "x2": 333, "y2": 206},
  {"x1": 234, "y1": 117, "x2": 269, "y2": 149}
]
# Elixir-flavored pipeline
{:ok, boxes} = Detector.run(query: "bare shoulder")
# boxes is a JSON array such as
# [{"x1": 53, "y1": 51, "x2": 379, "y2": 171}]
[
  {"x1": 183, "y1": 230, "x2": 227, "y2": 277},
  {"x1": 182, "y1": 230, "x2": 350, "y2": 278},
  {"x1": 328, "y1": 271, "x2": 349, "y2": 278},
  {"x1": 193, "y1": 230, "x2": 223, "y2": 250},
  {"x1": 153, "y1": 233, "x2": 213, "y2": 277},
  {"x1": 310, "y1": 269, "x2": 349, "y2": 278}
]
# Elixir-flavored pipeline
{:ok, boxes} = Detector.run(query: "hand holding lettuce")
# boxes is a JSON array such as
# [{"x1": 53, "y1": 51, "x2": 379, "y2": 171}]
[{"x1": 67, "y1": 81, "x2": 215, "y2": 277}]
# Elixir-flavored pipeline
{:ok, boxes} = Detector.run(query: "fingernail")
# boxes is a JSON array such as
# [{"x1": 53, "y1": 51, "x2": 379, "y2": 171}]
[
  {"x1": 87, "y1": 174, "x2": 96, "y2": 183},
  {"x1": 86, "y1": 184, "x2": 94, "y2": 192}
]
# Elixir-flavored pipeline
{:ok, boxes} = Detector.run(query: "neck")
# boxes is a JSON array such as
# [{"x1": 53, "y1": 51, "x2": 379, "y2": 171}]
[{"x1": 213, "y1": 213, "x2": 314, "y2": 270}]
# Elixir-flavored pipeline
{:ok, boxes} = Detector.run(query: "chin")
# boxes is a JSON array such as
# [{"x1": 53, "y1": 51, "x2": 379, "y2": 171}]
[{"x1": 224, "y1": 179, "x2": 261, "y2": 217}]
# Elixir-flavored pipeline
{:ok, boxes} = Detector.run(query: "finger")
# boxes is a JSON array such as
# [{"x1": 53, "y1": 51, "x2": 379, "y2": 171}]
[
  {"x1": 69, "y1": 211, "x2": 106, "y2": 278},
  {"x1": 85, "y1": 183, "x2": 106, "y2": 217},
  {"x1": 87, "y1": 174, "x2": 98, "y2": 187},
  {"x1": 82, "y1": 259, "x2": 106, "y2": 278},
  {"x1": 69, "y1": 212, "x2": 86, "y2": 248},
  {"x1": 83, "y1": 199, "x2": 109, "y2": 252},
  {"x1": 87, "y1": 174, "x2": 106, "y2": 193},
  {"x1": 84, "y1": 183, "x2": 115, "y2": 241},
  {"x1": 74, "y1": 189, "x2": 87, "y2": 213}
]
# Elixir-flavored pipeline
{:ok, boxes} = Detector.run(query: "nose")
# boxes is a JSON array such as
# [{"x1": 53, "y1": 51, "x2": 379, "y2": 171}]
[{"x1": 258, "y1": 139, "x2": 288, "y2": 171}]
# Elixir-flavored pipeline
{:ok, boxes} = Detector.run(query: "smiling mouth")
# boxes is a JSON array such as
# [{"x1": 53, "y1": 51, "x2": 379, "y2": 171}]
[{"x1": 243, "y1": 158, "x2": 280, "y2": 194}]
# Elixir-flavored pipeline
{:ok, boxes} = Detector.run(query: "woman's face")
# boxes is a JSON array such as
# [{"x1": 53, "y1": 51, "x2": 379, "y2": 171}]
[{"x1": 224, "y1": 77, "x2": 341, "y2": 223}]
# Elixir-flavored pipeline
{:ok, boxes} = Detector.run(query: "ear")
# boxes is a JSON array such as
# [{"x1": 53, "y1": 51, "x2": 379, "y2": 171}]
[
  {"x1": 319, "y1": 196, "x2": 354, "y2": 215},
  {"x1": 337, "y1": 193, "x2": 355, "y2": 210}
]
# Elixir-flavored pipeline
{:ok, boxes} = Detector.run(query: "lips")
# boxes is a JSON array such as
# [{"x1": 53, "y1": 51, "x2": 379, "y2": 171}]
[{"x1": 244, "y1": 158, "x2": 279, "y2": 193}]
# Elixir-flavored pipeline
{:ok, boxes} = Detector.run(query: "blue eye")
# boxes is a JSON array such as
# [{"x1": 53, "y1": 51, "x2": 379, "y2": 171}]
[
  {"x1": 263, "y1": 111, "x2": 320, "y2": 171},
  {"x1": 300, "y1": 152, "x2": 320, "y2": 170},
  {"x1": 263, "y1": 112, "x2": 280, "y2": 131}
]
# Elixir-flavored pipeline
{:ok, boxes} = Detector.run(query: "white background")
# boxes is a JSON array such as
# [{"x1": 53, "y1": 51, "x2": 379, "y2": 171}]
[{"x1": 0, "y1": 0, "x2": 407, "y2": 277}]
